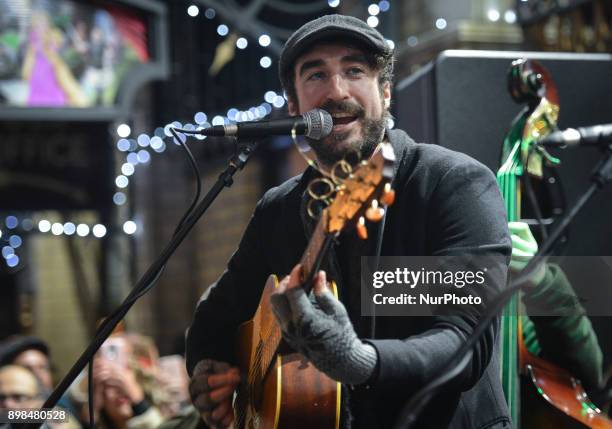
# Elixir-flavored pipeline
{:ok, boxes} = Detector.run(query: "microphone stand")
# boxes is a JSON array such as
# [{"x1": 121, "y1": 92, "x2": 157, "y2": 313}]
[
  {"x1": 24, "y1": 139, "x2": 260, "y2": 429},
  {"x1": 394, "y1": 144, "x2": 612, "y2": 429}
]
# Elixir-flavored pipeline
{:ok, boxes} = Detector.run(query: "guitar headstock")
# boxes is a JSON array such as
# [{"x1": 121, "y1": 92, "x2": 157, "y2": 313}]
[{"x1": 323, "y1": 142, "x2": 396, "y2": 239}]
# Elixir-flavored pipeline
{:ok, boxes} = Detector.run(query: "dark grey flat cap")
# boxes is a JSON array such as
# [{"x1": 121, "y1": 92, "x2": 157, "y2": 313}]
[{"x1": 279, "y1": 14, "x2": 393, "y2": 92}]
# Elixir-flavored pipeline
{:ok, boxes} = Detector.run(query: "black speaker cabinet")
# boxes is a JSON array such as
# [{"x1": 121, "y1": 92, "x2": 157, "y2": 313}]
[{"x1": 394, "y1": 50, "x2": 612, "y2": 365}]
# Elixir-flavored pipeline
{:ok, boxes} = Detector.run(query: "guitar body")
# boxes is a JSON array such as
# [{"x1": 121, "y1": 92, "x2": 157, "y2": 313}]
[{"x1": 235, "y1": 274, "x2": 341, "y2": 429}]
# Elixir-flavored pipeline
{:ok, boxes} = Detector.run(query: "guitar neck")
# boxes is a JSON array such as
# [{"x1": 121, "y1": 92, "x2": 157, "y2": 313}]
[
  {"x1": 258, "y1": 212, "x2": 333, "y2": 377},
  {"x1": 299, "y1": 211, "x2": 334, "y2": 294}
]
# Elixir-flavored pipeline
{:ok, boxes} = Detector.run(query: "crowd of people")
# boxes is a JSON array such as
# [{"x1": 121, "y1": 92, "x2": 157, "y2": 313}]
[{"x1": 0, "y1": 333, "x2": 195, "y2": 429}]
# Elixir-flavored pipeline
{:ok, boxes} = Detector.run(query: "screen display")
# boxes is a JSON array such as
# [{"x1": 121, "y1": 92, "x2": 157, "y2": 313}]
[{"x1": 0, "y1": 0, "x2": 149, "y2": 108}]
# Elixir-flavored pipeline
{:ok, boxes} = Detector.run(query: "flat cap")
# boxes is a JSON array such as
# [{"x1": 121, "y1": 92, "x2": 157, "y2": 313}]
[
  {"x1": 279, "y1": 14, "x2": 393, "y2": 92},
  {"x1": 0, "y1": 335, "x2": 49, "y2": 366}
]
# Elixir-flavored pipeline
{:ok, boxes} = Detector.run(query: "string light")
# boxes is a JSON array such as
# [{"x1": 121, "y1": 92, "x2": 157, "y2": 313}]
[
  {"x1": 204, "y1": 8, "x2": 216, "y2": 19},
  {"x1": 2, "y1": 246, "x2": 14, "y2": 258},
  {"x1": 137, "y1": 150, "x2": 151, "y2": 163},
  {"x1": 236, "y1": 37, "x2": 248, "y2": 49},
  {"x1": 187, "y1": 5, "x2": 199, "y2": 17},
  {"x1": 123, "y1": 221, "x2": 137, "y2": 235},
  {"x1": 109, "y1": 75, "x2": 292, "y2": 231},
  {"x1": 92, "y1": 224, "x2": 107, "y2": 238},
  {"x1": 113, "y1": 192, "x2": 127, "y2": 205},
  {"x1": 116, "y1": 123, "x2": 131, "y2": 138},
  {"x1": 367, "y1": 16, "x2": 379, "y2": 27},
  {"x1": 258, "y1": 34, "x2": 271, "y2": 47},
  {"x1": 38, "y1": 220, "x2": 51, "y2": 233},
  {"x1": 5, "y1": 216, "x2": 18, "y2": 229},
  {"x1": 378, "y1": 1, "x2": 390, "y2": 12},
  {"x1": 217, "y1": 24, "x2": 229, "y2": 36},
  {"x1": 487, "y1": 9, "x2": 501, "y2": 22},
  {"x1": 9, "y1": 235, "x2": 22, "y2": 248},
  {"x1": 121, "y1": 163, "x2": 135, "y2": 176},
  {"x1": 63, "y1": 222, "x2": 76, "y2": 235},
  {"x1": 435, "y1": 18, "x2": 447, "y2": 30},
  {"x1": 259, "y1": 56, "x2": 272, "y2": 68},
  {"x1": 117, "y1": 139, "x2": 130, "y2": 151},
  {"x1": 368, "y1": 4, "x2": 380, "y2": 15},
  {"x1": 504, "y1": 10, "x2": 517, "y2": 23},
  {"x1": 0, "y1": 80, "x2": 301, "y2": 270},
  {"x1": 328, "y1": 0, "x2": 340, "y2": 7},
  {"x1": 137, "y1": 134, "x2": 150, "y2": 147},
  {"x1": 77, "y1": 224, "x2": 90, "y2": 237},
  {"x1": 51, "y1": 223, "x2": 63, "y2": 236},
  {"x1": 6, "y1": 254, "x2": 19, "y2": 268}
]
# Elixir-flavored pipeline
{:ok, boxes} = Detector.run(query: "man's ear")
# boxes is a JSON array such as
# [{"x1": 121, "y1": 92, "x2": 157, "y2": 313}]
[
  {"x1": 383, "y1": 82, "x2": 391, "y2": 109},
  {"x1": 287, "y1": 97, "x2": 299, "y2": 116}
]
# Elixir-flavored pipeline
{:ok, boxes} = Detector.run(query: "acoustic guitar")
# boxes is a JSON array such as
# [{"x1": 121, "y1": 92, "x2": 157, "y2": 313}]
[{"x1": 234, "y1": 143, "x2": 396, "y2": 429}]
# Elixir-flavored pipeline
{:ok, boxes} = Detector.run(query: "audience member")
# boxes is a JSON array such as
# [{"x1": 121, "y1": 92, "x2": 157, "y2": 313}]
[
  {"x1": 0, "y1": 335, "x2": 52, "y2": 390},
  {"x1": 0, "y1": 364, "x2": 44, "y2": 409}
]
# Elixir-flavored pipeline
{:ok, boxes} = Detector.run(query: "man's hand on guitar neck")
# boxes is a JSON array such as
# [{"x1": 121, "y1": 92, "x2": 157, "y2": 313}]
[
  {"x1": 189, "y1": 359, "x2": 240, "y2": 429},
  {"x1": 271, "y1": 264, "x2": 378, "y2": 386}
]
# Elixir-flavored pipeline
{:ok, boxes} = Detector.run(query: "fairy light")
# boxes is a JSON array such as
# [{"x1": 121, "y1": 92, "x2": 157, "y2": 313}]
[
  {"x1": 92, "y1": 224, "x2": 107, "y2": 238},
  {"x1": 217, "y1": 24, "x2": 229, "y2": 37},
  {"x1": 187, "y1": 5, "x2": 199, "y2": 17},
  {"x1": 123, "y1": 220, "x2": 137, "y2": 235},
  {"x1": 116, "y1": 123, "x2": 131, "y2": 138},
  {"x1": 435, "y1": 18, "x2": 447, "y2": 29},
  {"x1": 260, "y1": 56, "x2": 272, "y2": 68},
  {"x1": 258, "y1": 34, "x2": 271, "y2": 47},
  {"x1": 487, "y1": 9, "x2": 501, "y2": 22}
]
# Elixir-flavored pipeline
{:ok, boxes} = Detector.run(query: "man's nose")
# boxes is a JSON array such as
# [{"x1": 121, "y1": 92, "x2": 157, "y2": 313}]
[{"x1": 326, "y1": 74, "x2": 350, "y2": 100}]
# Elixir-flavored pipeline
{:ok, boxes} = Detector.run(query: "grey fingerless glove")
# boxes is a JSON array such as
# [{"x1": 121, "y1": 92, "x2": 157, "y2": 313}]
[{"x1": 270, "y1": 281, "x2": 377, "y2": 386}]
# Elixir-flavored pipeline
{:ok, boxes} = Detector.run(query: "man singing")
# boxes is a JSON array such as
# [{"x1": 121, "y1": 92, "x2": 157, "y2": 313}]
[{"x1": 186, "y1": 14, "x2": 512, "y2": 429}]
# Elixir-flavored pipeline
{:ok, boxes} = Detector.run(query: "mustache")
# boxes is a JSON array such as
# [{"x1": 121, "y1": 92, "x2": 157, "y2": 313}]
[{"x1": 319, "y1": 100, "x2": 365, "y2": 118}]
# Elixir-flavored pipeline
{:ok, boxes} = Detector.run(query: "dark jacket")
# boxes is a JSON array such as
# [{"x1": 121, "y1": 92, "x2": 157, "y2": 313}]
[{"x1": 186, "y1": 129, "x2": 513, "y2": 429}]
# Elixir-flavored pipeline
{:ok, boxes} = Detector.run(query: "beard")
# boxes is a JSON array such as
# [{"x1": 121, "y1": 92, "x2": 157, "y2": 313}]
[{"x1": 305, "y1": 99, "x2": 389, "y2": 168}]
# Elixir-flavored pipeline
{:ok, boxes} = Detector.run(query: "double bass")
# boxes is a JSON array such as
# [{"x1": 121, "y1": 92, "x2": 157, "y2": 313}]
[{"x1": 497, "y1": 58, "x2": 611, "y2": 429}]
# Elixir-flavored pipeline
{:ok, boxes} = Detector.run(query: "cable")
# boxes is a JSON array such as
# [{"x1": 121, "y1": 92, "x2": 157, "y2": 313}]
[{"x1": 85, "y1": 127, "x2": 205, "y2": 428}]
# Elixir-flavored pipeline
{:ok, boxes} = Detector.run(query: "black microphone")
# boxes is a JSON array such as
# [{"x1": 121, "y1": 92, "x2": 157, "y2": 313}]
[
  {"x1": 537, "y1": 123, "x2": 612, "y2": 147},
  {"x1": 196, "y1": 108, "x2": 333, "y2": 140}
]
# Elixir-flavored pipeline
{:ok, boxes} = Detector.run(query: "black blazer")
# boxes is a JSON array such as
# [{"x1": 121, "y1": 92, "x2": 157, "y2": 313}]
[{"x1": 186, "y1": 129, "x2": 513, "y2": 429}]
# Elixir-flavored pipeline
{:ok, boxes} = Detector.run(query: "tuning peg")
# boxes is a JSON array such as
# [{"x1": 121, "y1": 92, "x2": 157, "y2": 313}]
[
  {"x1": 366, "y1": 199, "x2": 385, "y2": 222},
  {"x1": 381, "y1": 183, "x2": 396, "y2": 206},
  {"x1": 356, "y1": 216, "x2": 368, "y2": 240}
]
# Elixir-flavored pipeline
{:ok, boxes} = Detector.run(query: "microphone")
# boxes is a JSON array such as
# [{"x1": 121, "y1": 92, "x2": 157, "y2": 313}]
[
  {"x1": 196, "y1": 108, "x2": 333, "y2": 141},
  {"x1": 537, "y1": 124, "x2": 612, "y2": 147}
]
